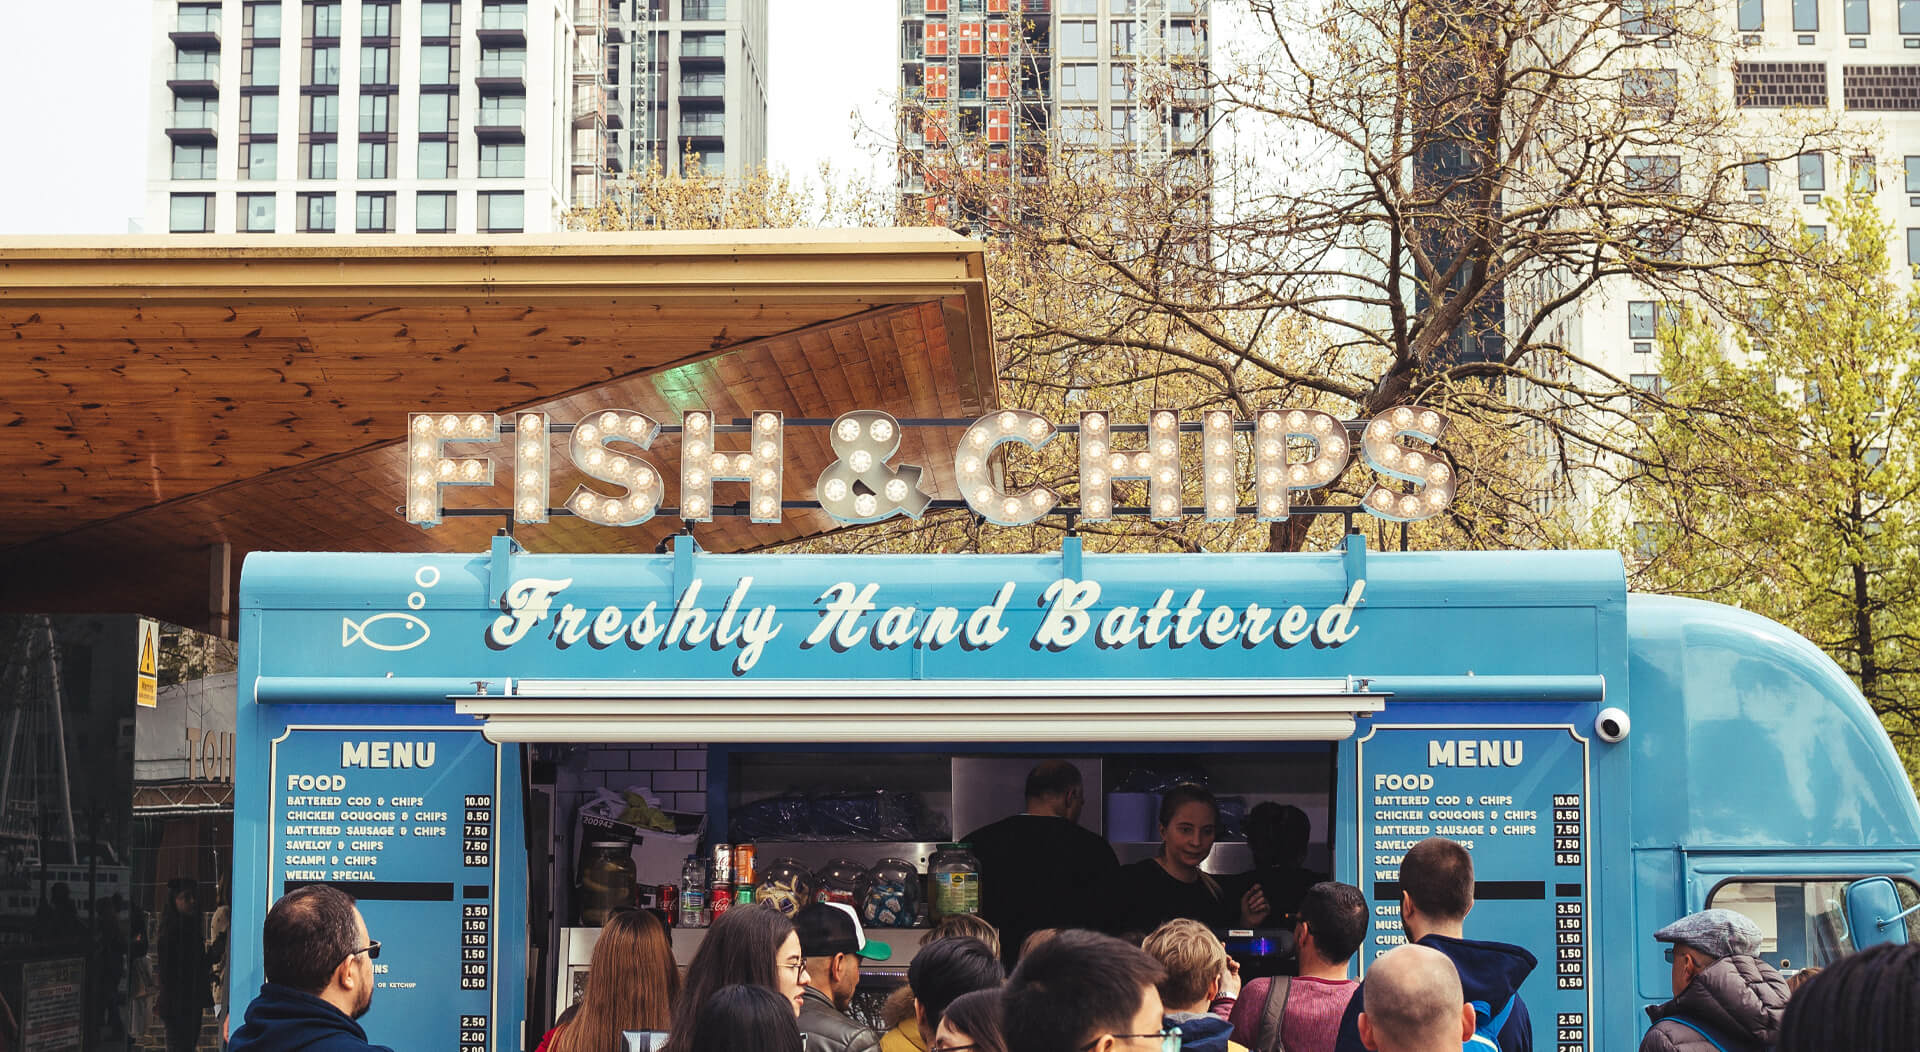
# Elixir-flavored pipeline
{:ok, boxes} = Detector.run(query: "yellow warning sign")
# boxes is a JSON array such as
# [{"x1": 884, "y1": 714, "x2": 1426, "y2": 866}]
[{"x1": 137, "y1": 618, "x2": 159, "y2": 708}]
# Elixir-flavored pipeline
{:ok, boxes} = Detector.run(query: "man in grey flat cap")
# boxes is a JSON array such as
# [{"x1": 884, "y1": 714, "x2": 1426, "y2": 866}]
[{"x1": 1637, "y1": 908, "x2": 1790, "y2": 1052}]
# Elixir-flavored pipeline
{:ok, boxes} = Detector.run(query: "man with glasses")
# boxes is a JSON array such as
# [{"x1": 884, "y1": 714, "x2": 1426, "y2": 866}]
[
  {"x1": 229, "y1": 885, "x2": 394, "y2": 1052},
  {"x1": 796, "y1": 902, "x2": 889, "y2": 1052},
  {"x1": 1638, "y1": 909, "x2": 1786, "y2": 1052},
  {"x1": 1004, "y1": 929, "x2": 1181, "y2": 1052}
]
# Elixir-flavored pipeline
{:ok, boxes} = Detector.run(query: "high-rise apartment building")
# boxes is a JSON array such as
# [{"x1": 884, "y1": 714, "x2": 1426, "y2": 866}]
[
  {"x1": 898, "y1": 0, "x2": 1211, "y2": 226},
  {"x1": 148, "y1": 0, "x2": 766, "y2": 236},
  {"x1": 605, "y1": 0, "x2": 767, "y2": 180}
]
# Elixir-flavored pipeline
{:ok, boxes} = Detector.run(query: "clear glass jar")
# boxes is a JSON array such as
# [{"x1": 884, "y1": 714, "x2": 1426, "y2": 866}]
[
  {"x1": 579, "y1": 842, "x2": 636, "y2": 927},
  {"x1": 818, "y1": 858, "x2": 865, "y2": 906},
  {"x1": 929, "y1": 843, "x2": 980, "y2": 922},
  {"x1": 860, "y1": 858, "x2": 920, "y2": 928},
  {"x1": 754, "y1": 857, "x2": 817, "y2": 917}
]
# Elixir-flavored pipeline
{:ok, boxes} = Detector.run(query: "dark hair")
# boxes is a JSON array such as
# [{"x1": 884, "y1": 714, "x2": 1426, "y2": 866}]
[
  {"x1": 1025, "y1": 761, "x2": 1083, "y2": 801},
  {"x1": 1004, "y1": 930, "x2": 1166, "y2": 1052},
  {"x1": 909, "y1": 936, "x2": 1004, "y2": 1035},
  {"x1": 263, "y1": 885, "x2": 360, "y2": 994},
  {"x1": 552, "y1": 908, "x2": 680, "y2": 1052},
  {"x1": 664, "y1": 905, "x2": 796, "y2": 1052},
  {"x1": 939, "y1": 988, "x2": 1007, "y2": 1052},
  {"x1": 1158, "y1": 784, "x2": 1219, "y2": 828},
  {"x1": 1299, "y1": 882, "x2": 1368, "y2": 965},
  {"x1": 1247, "y1": 803, "x2": 1312, "y2": 856},
  {"x1": 1400, "y1": 838, "x2": 1473, "y2": 921},
  {"x1": 681, "y1": 984, "x2": 801, "y2": 1052},
  {"x1": 1779, "y1": 944, "x2": 1920, "y2": 1052}
]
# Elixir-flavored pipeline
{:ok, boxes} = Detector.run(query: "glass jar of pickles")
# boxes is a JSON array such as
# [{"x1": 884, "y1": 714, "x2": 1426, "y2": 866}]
[{"x1": 579, "y1": 842, "x2": 636, "y2": 926}]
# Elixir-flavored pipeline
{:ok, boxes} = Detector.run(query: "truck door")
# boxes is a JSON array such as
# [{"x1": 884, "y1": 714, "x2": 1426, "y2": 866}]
[{"x1": 1680, "y1": 854, "x2": 1920, "y2": 975}]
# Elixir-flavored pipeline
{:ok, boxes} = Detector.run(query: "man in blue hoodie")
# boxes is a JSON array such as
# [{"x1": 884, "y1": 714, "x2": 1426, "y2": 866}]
[
  {"x1": 1333, "y1": 838, "x2": 1535, "y2": 1052},
  {"x1": 229, "y1": 885, "x2": 395, "y2": 1052}
]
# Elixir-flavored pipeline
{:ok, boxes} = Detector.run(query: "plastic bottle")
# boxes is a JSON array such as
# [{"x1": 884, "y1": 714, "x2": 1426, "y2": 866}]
[{"x1": 679, "y1": 855, "x2": 708, "y2": 927}]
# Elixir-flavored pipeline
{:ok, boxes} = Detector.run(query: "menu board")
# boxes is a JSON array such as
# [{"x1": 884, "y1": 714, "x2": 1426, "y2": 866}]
[
  {"x1": 1356, "y1": 724, "x2": 1590, "y2": 1052},
  {"x1": 270, "y1": 726, "x2": 499, "y2": 1052}
]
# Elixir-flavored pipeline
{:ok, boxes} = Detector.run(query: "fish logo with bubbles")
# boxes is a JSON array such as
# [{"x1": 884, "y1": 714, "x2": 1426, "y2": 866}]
[{"x1": 340, "y1": 565, "x2": 441, "y2": 652}]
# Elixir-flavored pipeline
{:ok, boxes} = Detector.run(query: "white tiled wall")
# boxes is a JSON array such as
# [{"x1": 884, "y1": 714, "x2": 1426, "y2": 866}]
[{"x1": 549, "y1": 743, "x2": 711, "y2": 818}]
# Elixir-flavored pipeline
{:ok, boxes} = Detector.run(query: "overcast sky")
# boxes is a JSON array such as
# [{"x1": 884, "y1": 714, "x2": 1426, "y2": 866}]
[{"x1": 0, "y1": 0, "x2": 895, "y2": 234}]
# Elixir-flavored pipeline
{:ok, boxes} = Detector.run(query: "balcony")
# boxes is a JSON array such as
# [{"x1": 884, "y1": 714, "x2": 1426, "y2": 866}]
[
  {"x1": 475, "y1": 58, "x2": 527, "y2": 92},
  {"x1": 477, "y1": 6, "x2": 528, "y2": 45},
  {"x1": 679, "y1": 115, "x2": 725, "y2": 137},
  {"x1": 678, "y1": 77, "x2": 725, "y2": 105},
  {"x1": 572, "y1": 85, "x2": 605, "y2": 126},
  {"x1": 475, "y1": 105, "x2": 527, "y2": 142},
  {"x1": 680, "y1": 38, "x2": 726, "y2": 67},
  {"x1": 165, "y1": 109, "x2": 219, "y2": 144},
  {"x1": 606, "y1": 91, "x2": 624, "y2": 127},
  {"x1": 682, "y1": 1, "x2": 726, "y2": 19},
  {"x1": 169, "y1": 10, "x2": 221, "y2": 49},
  {"x1": 168, "y1": 60, "x2": 220, "y2": 96},
  {"x1": 572, "y1": 147, "x2": 601, "y2": 169}
]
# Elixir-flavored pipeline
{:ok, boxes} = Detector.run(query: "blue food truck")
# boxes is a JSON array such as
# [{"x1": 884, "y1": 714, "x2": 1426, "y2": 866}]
[{"x1": 231, "y1": 531, "x2": 1920, "y2": 1052}]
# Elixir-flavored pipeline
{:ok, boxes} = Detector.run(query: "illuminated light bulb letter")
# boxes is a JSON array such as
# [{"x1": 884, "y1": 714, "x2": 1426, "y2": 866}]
[
  {"x1": 513, "y1": 412, "x2": 551, "y2": 524},
  {"x1": 406, "y1": 411, "x2": 497, "y2": 528},
  {"x1": 679, "y1": 410, "x2": 785, "y2": 523},
  {"x1": 1201, "y1": 410, "x2": 1239, "y2": 522},
  {"x1": 817, "y1": 411, "x2": 932, "y2": 524},
  {"x1": 1360, "y1": 406, "x2": 1454, "y2": 522},
  {"x1": 1251, "y1": 409, "x2": 1351, "y2": 522},
  {"x1": 1079, "y1": 410, "x2": 1183, "y2": 522},
  {"x1": 956, "y1": 409, "x2": 1058, "y2": 525},
  {"x1": 566, "y1": 410, "x2": 666, "y2": 527}
]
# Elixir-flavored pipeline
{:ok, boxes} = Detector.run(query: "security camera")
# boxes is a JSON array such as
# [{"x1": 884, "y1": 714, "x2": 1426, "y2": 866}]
[{"x1": 1595, "y1": 707, "x2": 1631, "y2": 743}]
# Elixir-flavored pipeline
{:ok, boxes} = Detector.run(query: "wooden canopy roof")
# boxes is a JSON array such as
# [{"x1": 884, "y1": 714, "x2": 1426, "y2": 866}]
[{"x1": 0, "y1": 231, "x2": 998, "y2": 636}]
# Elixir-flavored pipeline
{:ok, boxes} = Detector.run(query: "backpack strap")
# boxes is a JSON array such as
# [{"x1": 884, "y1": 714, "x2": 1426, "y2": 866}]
[
  {"x1": 1255, "y1": 976, "x2": 1291, "y2": 1052},
  {"x1": 1464, "y1": 995, "x2": 1516, "y2": 1051},
  {"x1": 1661, "y1": 1017, "x2": 1735, "y2": 1052}
]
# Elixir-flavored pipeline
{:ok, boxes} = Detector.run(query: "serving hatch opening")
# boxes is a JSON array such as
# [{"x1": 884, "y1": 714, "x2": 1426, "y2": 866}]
[{"x1": 455, "y1": 677, "x2": 1388, "y2": 743}]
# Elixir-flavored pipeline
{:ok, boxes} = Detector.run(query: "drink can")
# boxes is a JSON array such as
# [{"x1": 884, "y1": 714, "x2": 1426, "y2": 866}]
[
  {"x1": 734, "y1": 844, "x2": 756, "y2": 885},
  {"x1": 658, "y1": 884, "x2": 677, "y2": 919},
  {"x1": 734, "y1": 883, "x2": 755, "y2": 905},
  {"x1": 711, "y1": 843, "x2": 733, "y2": 886},
  {"x1": 710, "y1": 884, "x2": 734, "y2": 919}
]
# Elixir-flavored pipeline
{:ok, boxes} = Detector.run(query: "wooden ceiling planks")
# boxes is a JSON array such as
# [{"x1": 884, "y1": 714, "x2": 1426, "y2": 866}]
[{"x1": 0, "y1": 234, "x2": 997, "y2": 633}]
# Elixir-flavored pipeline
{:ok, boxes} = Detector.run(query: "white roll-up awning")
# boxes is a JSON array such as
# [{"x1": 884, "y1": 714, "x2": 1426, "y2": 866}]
[{"x1": 454, "y1": 677, "x2": 1386, "y2": 743}]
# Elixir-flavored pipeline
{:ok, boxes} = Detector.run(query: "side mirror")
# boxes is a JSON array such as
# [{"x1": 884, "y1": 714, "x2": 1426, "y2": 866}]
[{"x1": 1844, "y1": 876, "x2": 1918, "y2": 952}]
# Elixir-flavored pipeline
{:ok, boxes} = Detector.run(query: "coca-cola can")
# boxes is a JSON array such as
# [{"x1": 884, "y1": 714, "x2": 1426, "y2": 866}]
[
  {"x1": 710, "y1": 884, "x2": 734, "y2": 919},
  {"x1": 658, "y1": 884, "x2": 677, "y2": 919},
  {"x1": 711, "y1": 843, "x2": 733, "y2": 886}
]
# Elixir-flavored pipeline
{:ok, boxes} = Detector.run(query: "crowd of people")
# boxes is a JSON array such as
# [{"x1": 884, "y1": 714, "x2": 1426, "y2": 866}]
[{"x1": 221, "y1": 815, "x2": 1920, "y2": 1052}]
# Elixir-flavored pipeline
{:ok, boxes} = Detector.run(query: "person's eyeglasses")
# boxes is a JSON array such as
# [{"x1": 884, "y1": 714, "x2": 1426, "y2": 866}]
[
  {"x1": 349, "y1": 941, "x2": 381, "y2": 962},
  {"x1": 1079, "y1": 1028, "x2": 1182, "y2": 1052},
  {"x1": 780, "y1": 957, "x2": 806, "y2": 982},
  {"x1": 1663, "y1": 947, "x2": 1677, "y2": 963},
  {"x1": 931, "y1": 1044, "x2": 978, "y2": 1052}
]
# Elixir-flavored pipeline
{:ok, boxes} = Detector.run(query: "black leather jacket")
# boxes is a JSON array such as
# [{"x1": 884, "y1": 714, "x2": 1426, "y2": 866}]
[{"x1": 800, "y1": 987, "x2": 881, "y2": 1052}]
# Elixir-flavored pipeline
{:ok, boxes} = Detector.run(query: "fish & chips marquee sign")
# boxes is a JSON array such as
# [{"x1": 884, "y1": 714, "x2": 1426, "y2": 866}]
[{"x1": 403, "y1": 405, "x2": 1453, "y2": 530}]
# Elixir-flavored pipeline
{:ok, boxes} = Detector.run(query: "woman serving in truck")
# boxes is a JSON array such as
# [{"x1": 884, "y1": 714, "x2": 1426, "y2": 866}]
[{"x1": 1105, "y1": 785, "x2": 1271, "y2": 938}]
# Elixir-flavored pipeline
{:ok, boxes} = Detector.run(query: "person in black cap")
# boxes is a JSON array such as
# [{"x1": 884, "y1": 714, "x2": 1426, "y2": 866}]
[
  {"x1": 796, "y1": 903, "x2": 891, "y2": 1052},
  {"x1": 1638, "y1": 908, "x2": 1787, "y2": 1052},
  {"x1": 962, "y1": 760, "x2": 1119, "y2": 966}
]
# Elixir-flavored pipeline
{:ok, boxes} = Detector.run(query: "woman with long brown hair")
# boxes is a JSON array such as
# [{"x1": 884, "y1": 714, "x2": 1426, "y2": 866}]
[{"x1": 545, "y1": 908, "x2": 680, "y2": 1052}]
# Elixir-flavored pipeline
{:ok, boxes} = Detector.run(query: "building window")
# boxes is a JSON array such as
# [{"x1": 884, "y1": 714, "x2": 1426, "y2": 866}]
[
  {"x1": 169, "y1": 193, "x2": 214, "y2": 233},
  {"x1": 1060, "y1": 107, "x2": 1100, "y2": 147},
  {"x1": 245, "y1": 2, "x2": 282, "y2": 39},
  {"x1": 244, "y1": 44, "x2": 280, "y2": 87},
  {"x1": 359, "y1": 94, "x2": 389, "y2": 133},
  {"x1": 481, "y1": 2, "x2": 527, "y2": 31},
  {"x1": 359, "y1": 46, "x2": 390, "y2": 85},
  {"x1": 1847, "y1": 0, "x2": 1870, "y2": 32},
  {"x1": 416, "y1": 191, "x2": 456, "y2": 232},
  {"x1": 478, "y1": 190, "x2": 524, "y2": 232},
  {"x1": 1799, "y1": 152, "x2": 1825, "y2": 190},
  {"x1": 304, "y1": 140, "x2": 337, "y2": 178},
  {"x1": 418, "y1": 140, "x2": 452, "y2": 178},
  {"x1": 356, "y1": 191, "x2": 394, "y2": 233},
  {"x1": 244, "y1": 140, "x2": 278, "y2": 179},
  {"x1": 174, "y1": 46, "x2": 219, "y2": 81},
  {"x1": 1059, "y1": 63, "x2": 1097, "y2": 101},
  {"x1": 1745, "y1": 157, "x2": 1769, "y2": 191},
  {"x1": 1111, "y1": 20, "x2": 1137, "y2": 56},
  {"x1": 307, "y1": 44, "x2": 340, "y2": 85},
  {"x1": 1904, "y1": 0, "x2": 1920, "y2": 32},
  {"x1": 307, "y1": 1, "x2": 341, "y2": 37},
  {"x1": 303, "y1": 93, "x2": 338, "y2": 134},
  {"x1": 1623, "y1": 67, "x2": 1678, "y2": 111},
  {"x1": 479, "y1": 96, "x2": 524, "y2": 126},
  {"x1": 422, "y1": 2, "x2": 456, "y2": 36},
  {"x1": 420, "y1": 93, "x2": 453, "y2": 134},
  {"x1": 1110, "y1": 107, "x2": 1139, "y2": 145},
  {"x1": 1061, "y1": 0, "x2": 1095, "y2": 10},
  {"x1": 1907, "y1": 229, "x2": 1920, "y2": 276},
  {"x1": 1628, "y1": 301, "x2": 1658, "y2": 339},
  {"x1": 358, "y1": 140, "x2": 390, "y2": 178},
  {"x1": 1794, "y1": 0, "x2": 1818, "y2": 30},
  {"x1": 1111, "y1": 63, "x2": 1137, "y2": 101},
  {"x1": 1621, "y1": 0, "x2": 1676, "y2": 35},
  {"x1": 170, "y1": 143, "x2": 216, "y2": 180},
  {"x1": 241, "y1": 95, "x2": 277, "y2": 135},
  {"x1": 361, "y1": 1, "x2": 391, "y2": 36},
  {"x1": 1739, "y1": 0, "x2": 1763, "y2": 29},
  {"x1": 1907, "y1": 156, "x2": 1920, "y2": 193},
  {"x1": 1630, "y1": 372, "x2": 1665, "y2": 396},
  {"x1": 238, "y1": 193, "x2": 276, "y2": 232},
  {"x1": 1853, "y1": 155, "x2": 1876, "y2": 192},
  {"x1": 1806, "y1": 223, "x2": 1827, "y2": 241},
  {"x1": 682, "y1": 0, "x2": 726, "y2": 18},
  {"x1": 421, "y1": 45, "x2": 455, "y2": 84},
  {"x1": 1061, "y1": 20, "x2": 1097, "y2": 59},
  {"x1": 298, "y1": 191, "x2": 334, "y2": 231},
  {"x1": 480, "y1": 46, "x2": 526, "y2": 78},
  {"x1": 1625, "y1": 155, "x2": 1681, "y2": 192}
]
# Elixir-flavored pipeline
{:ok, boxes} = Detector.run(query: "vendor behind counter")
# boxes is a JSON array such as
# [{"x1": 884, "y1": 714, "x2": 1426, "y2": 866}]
[
  {"x1": 961, "y1": 761, "x2": 1119, "y2": 966},
  {"x1": 1105, "y1": 785, "x2": 1272, "y2": 939}
]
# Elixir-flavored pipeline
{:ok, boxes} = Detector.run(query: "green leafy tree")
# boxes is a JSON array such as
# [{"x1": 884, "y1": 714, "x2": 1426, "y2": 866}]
[{"x1": 1625, "y1": 189, "x2": 1920, "y2": 762}]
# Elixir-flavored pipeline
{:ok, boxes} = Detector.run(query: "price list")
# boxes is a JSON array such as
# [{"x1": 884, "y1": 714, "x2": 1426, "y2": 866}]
[
  {"x1": 1356, "y1": 724, "x2": 1592, "y2": 1052},
  {"x1": 271, "y1": 728, "x2": 500, "y2": 1052}
]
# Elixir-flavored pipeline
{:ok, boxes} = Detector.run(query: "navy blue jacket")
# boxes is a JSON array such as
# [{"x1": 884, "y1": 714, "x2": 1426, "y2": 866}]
[
  {"x1": 1166, "y1": 1011, "x2": 1238, "y2": 1052},
  {"x1": 1331, "y1": 934, "x2": 1536, "y2": 1052},
  {"x1": 228, "y1": 983, "x2": 398, "y2": 1052}
]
